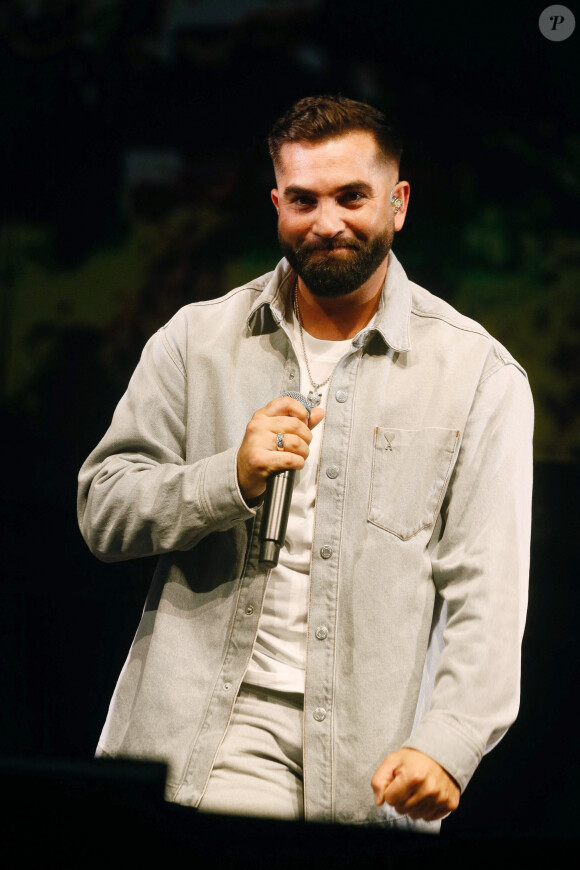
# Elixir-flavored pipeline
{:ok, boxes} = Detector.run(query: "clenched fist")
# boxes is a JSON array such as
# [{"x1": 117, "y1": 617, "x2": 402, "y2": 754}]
[{"x1": 371, "y1": 747, "x2": 460, "y2": 822}]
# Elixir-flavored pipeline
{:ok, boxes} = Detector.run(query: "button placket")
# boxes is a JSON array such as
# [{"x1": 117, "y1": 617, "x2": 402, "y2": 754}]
[{"x1": 302, "y1": 353, "x2": 360, "y2": 815}]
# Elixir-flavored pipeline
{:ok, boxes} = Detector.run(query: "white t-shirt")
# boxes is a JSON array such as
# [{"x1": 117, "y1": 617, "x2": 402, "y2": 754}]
[{"x1": 244, "y1": 308, "x2": 355, "y2": 693}]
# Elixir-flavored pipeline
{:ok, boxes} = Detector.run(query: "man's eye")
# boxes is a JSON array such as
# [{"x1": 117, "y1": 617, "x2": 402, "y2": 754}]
[
  {"x1": 341, "y1": 192, "x2": 365, "y2": 205},
  {"x1": 292, "y1": 197, "x2": 315, "y2": 208}
]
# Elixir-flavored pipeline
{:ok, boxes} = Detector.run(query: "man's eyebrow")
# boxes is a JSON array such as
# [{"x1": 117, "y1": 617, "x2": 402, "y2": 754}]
[{"x1": 282, "y1": 181, "x2": 374, "y2": 197}]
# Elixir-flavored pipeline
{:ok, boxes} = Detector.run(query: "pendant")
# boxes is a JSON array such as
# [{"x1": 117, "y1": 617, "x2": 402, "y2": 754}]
[{"x1": 307, "y1": 389, "x2": 322, "y2": 407}]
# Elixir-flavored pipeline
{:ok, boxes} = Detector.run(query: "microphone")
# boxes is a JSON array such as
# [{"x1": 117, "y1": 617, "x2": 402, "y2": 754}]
[{"x1": 258, "y1": 391, "x2": 312, "y2": 568}]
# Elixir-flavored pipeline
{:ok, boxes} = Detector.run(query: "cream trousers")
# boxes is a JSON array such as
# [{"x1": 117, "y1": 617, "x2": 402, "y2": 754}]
[{"x1": 197, "y1": 684, "x2": 304, "y2": 820}]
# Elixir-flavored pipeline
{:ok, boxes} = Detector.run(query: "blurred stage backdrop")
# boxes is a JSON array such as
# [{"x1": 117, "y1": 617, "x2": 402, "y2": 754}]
[{"x1": 1, "y1": 0, "x2": 578, "y2": 841}]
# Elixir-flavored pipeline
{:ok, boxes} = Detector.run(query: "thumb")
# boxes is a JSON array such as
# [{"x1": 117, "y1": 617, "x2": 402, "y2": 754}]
[
  {"x1": 371, "y1": 751, "x2": 403, "y2": 806},
  {"x1": 308, "y1": 407, "x2": 325, "y2": 429}
]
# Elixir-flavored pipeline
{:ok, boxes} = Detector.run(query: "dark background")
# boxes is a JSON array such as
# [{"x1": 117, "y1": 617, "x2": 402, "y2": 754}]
[{"x1": 1, "y1": 0, "x2": 579, "y2": 844}]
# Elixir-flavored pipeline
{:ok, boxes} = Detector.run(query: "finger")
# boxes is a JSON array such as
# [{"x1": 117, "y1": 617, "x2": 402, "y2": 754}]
[
  {"x1": 265, "y1": 449, "x2": 307, "y2": 473},
  {"x1": 271, "y1": 432, "x2": 309, "y2": 459},
  {"x1": 308, "y1": 407, "x2": 325, "y2": 429},
  {"x1": 420, "y1": 804, "x2": 454, "y2": 822},
  {"x1": 382, "y1": 772, "x2": 418, "y2": 810},
  {"x1": 404, "y1": 797, "x2": 435, "y2": 821},
  {"x1": 262, "y1": 396, "x2": 312, "y2": 423},
  {"x1": 245, "y1": 446, "x2": 306, "y2": 489},
  {"x1": 387, "y1": 779, "x2": 432, "y2": 817},
  {"x1": 405, "y1": 795, "x2": 456, "y2": 822},
  {"x1": 371, "y1": 753, "x2": 402, "y2": 805},
  {"x1": 390, "y1": 779, "x2": 459, "y2": 821},
  {"x1": 266, "y1": 415, "x2": 313, "y2": 444}
]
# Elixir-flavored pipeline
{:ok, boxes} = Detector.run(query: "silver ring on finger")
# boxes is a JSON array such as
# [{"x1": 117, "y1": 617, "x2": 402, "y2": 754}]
[{"x1": 275, "y1": 432, "x2": 285, "y2": 451}]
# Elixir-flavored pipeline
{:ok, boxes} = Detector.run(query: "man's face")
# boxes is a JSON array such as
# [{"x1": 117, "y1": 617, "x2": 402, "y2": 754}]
[{"x1": 271, "y1": 131, "x2": 404, "y2": 298}]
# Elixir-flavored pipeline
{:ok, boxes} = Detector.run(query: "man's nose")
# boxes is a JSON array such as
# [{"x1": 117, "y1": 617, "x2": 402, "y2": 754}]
[{"x1": 312, "y1": 201, "x2": 344, "y2": 238}]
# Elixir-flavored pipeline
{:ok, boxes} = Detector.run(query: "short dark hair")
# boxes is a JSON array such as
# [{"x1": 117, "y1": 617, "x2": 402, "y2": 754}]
[{"x1": 268, "y1": 94, "x2": 403, "y2": 174}]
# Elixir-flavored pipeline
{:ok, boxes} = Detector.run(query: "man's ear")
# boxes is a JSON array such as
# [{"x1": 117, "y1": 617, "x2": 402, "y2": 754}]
[
  {"x1": 271, "y1": 189, "x2": 280, "y2": 213},
  {"x1": 393, "y1": 181, "x2": 410, "y2": 232}
]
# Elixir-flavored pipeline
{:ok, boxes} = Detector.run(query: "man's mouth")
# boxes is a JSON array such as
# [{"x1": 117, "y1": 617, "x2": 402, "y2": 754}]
[{"x1": 311, "y1": 244, "x2": 357, "y2": 253}]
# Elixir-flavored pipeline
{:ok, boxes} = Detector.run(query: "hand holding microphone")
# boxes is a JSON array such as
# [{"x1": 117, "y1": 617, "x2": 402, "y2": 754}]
[{"x1": 236, "y1": 392, "x2": 325, "y2": 566}]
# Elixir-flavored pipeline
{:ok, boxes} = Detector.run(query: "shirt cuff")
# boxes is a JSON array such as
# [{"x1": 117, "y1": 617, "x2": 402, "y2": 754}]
[
  {"x1": 200, "y1": 446, "x2": 261, "y2": 528},
  {"x1": 403, "y1": 711, "x2": 485, "y2": 792}
]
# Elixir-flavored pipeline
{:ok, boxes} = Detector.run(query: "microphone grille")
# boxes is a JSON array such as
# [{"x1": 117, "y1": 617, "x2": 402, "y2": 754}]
[{"x1": 282, "y1": 390, "x2": 312, "y2": 418}]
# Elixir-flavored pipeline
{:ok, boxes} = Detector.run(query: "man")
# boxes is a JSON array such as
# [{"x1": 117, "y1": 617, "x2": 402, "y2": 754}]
[{"x1": 78, "y1": 95, "x2": 533, "y2": 832}]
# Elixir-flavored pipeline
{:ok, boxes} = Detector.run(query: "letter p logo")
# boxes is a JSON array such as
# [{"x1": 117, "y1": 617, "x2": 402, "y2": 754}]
[{"x1": 539, "y1": 5, "x2": 576, "y2": 40}]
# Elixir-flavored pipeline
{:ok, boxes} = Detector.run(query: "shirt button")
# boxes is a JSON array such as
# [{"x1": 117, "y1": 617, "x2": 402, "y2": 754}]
[
  {"x1": 223, "y1": 682, "x2": 232, "y2": 691},
  {"x1": 313, "y1": 707, "x2": 327, "y2": 722},
  {"x1": 326, "y1": 465, "x2": 339, "y2": 479},
  {"x1": 320, "y1": 545, "x2": 333, "y2": 559},
  {"x1": 335, "y1": 389, "x2": 348, "y2": 403},
  {"x1": 245, "y1": 604, "x2": 255, "y2": 615},
  {"x1": 315, "y1": 626, "x2": 328, "y2": 640},
  {"x1": 289, "y1": 370, "x2": 296, "y2": 380}
]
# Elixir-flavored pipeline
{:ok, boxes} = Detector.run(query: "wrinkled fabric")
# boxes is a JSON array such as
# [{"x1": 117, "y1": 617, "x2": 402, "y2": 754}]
[{"x1": 78, "y1": 252, "x2": 533, "y2": 827}]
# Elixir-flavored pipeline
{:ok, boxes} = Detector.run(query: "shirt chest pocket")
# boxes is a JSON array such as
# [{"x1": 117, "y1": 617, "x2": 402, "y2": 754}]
[{"x1": 368, "y1": 426, "x2": 461, "y2": 540}]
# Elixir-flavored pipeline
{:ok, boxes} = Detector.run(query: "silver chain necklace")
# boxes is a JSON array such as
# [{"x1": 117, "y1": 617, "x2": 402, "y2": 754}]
[{"x1": 293, "y1": 281, "x2": 336, "y2": 408}]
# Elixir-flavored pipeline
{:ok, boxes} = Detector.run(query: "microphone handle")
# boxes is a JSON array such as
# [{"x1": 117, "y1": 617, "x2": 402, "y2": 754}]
[{"x1": 258, "y1": 468, "x2": 296, "y2": 567}]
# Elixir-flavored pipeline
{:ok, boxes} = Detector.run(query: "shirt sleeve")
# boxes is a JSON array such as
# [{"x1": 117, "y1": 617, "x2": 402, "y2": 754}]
[
  {"x1": 404, "y1": 360, "x2": 534, "y2": 792},
  {"x1": 77, "y1": 322, "x2": 256, "y2": 562}
]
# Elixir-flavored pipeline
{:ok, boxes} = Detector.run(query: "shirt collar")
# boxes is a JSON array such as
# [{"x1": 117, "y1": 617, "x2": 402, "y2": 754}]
[{"x1": 247, "y1": 250, "x2": 412, "y2": 353}]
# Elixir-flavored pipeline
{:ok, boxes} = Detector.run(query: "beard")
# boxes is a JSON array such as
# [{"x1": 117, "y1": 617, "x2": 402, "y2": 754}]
[{"x1": 278, "y1": 226, "x2": 394, "y2": 298}]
